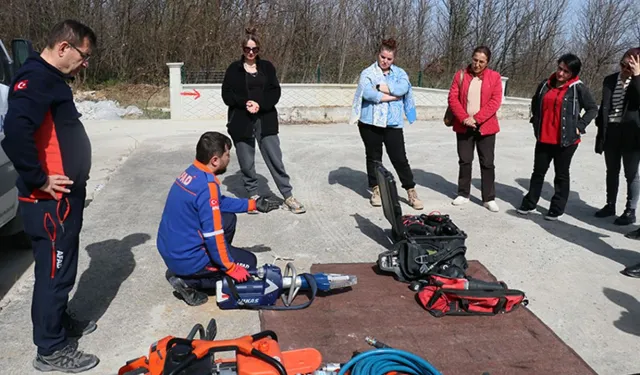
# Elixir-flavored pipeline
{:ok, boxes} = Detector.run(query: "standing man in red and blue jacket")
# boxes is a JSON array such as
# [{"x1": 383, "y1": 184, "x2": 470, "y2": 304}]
[
  {"x1": 0, "y1": 20, "x2": 100, "y2": 373},
  {"x1": 157, "y1": 131, "x2": 280, "y2": 307}
]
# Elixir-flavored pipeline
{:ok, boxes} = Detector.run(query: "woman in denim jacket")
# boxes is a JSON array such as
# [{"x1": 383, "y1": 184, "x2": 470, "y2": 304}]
[{"x1": 350, "y1": 38, "x2": 422, "y2": 209}]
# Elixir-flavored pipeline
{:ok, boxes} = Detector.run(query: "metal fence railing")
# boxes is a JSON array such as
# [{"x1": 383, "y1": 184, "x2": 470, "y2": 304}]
[
  {"x1": 183, "y1": 68, "x2": 433, "y2": 88},
  {"x1": 183, "y1": 70, "x2": 225, "y2": 84},
  {"x1": 168, "y1": 63, "x2": 526, "y2": 122}
]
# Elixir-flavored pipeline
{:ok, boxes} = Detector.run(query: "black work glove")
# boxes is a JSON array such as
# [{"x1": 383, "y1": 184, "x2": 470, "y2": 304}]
[{"x1": 255, "y1": 197, "x2": 280, "y2": 213}]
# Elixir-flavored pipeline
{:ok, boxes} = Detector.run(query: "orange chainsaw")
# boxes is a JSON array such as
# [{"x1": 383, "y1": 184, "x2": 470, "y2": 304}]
[{"x1": 118, "y1": 319, "x2": 323, "y2": 375}]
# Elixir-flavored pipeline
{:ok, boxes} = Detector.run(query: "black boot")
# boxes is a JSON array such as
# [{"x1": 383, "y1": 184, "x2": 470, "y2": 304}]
[
  {"x1": 625, "y1": 228, "x2": 640, "y2": 240},
  {"x1": 621, "y1": 262, "x2": 640, "y2": 278},
  {"x1": 614, "y1": 208, "x2": 636, "y2": 225},
  {"x1": 169, "y1": 276, "x2": 208, "y2": 306},
  {"x1": 595, "y1": 203, "x2": 616, "y2": 218}
]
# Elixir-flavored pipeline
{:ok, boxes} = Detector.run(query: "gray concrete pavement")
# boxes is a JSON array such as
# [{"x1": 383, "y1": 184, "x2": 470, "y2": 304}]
[{"x1": 0, "y1": 119, "x2": 639, "y2": 375}]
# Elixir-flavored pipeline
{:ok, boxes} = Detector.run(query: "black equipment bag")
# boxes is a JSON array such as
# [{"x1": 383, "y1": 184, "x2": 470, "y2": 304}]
[{"x1": 375, "y1": 163, "x2": 469, "y2": 283}]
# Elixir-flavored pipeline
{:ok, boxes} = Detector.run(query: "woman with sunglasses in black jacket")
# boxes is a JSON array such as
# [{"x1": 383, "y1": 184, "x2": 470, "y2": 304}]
[{"x1": 221, "y1": 28, "x2": 305, "y2": 214}]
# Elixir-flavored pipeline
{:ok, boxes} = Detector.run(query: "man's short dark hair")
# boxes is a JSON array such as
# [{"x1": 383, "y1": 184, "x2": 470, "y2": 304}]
[
  {"x1": 46, "y1": 19, "x2": 97, "y2": 50},
  {"x1": 196, "y1": 132, "x2": 232, "y2": 164},
  {"x1": 557, "y1": 53, "x2": 582, "y2": 76}
]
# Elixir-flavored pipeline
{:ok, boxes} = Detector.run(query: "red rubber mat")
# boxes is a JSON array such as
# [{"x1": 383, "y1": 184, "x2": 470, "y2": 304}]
[{"x1": 259, "y1": 261, "x2": 597, "y2": 375}]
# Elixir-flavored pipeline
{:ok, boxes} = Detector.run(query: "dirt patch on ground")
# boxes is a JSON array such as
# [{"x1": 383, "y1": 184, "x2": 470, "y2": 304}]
[{"x1": 74, "y1": 83, "x2": 170, "y2": 110}]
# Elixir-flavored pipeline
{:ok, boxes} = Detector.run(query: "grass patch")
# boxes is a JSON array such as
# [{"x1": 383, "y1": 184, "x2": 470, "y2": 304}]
[
  {"x1": 141, "y1": 108, "x2": 171, "y2": 119},
  {"x1": 74, "y1": 82, "x2": 170, "y2": 111}
]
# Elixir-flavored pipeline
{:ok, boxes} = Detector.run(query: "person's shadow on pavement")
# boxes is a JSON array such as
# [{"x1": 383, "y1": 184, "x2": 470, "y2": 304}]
[
  {"x1": 505, "y1": 209, "x2": 638, "y2": 266},
  {"x1": 221, "y1": 170, "x2": 282, "y2": 203},
  {"x1": 472, "y1": 178, "x2": 524, "y2": 210},
  {"x1": 412, "y1": 169, "x2": 485, "y2": 205},
  {"x1": 68, "y1": 233, "x2": 151, "y2": 323},
  {"x1": 351, "y1": 213, "x2": 393, "y2": 249},
  {"x1": 603, "y1": 287, "x2": 640, "y2": 337},
  {"x1": 513, "y1": 178, "x2": 624, "y2": 232},
  {"x1": 328, "y1": 167, "x2": 370, "y2": 199}
]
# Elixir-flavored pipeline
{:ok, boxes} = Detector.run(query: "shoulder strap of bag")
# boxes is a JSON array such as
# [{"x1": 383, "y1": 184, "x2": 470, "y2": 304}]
[{"x1": 457, "y1": 70, "x2": 464, "y2": 100}]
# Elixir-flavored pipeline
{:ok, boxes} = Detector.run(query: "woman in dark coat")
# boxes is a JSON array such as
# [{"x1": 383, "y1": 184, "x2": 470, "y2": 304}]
[
  {"x1": 606, "y1": 50, "x2": 640, "y2": 278},
  {"x1": 517, "y1": 53, "x2": 598, "y2": 221},
  {"x1": 221, "y1": 28, "x2": 305, "y2": 214},
  {"x1": 594, "y1": 48, "x2": 640, "y2": 227}
]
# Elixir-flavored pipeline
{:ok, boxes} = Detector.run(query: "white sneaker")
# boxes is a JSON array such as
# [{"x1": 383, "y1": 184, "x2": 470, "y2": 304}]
[
  {"x1": 483, "y1": 200, "x2": 499, "y2": 212},
  {"x1": 452, "y1": 196, "x2": 469, "y2": 206}
]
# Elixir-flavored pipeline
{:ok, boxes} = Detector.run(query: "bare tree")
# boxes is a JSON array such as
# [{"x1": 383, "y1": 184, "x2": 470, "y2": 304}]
[
  {"x1": 1, "y1": 0, "x2": 631, "y2": 99},
  {"x1": 469, "y1": 0, "x2": 504, "y2": 52},
  {"x1": 493, "y1": 0, "x2": 534, "y2": 76},
  {"x1": 439, "y1": 0, "x2": 473, "y2": 73},
  {"x1": 632, "y1": 2, "x2": 640, "y2": 46},
  {"x1": 413, "y1": 0, "x2": 432, "y2": 73},
  {"x1": 574, "y1": 0, "x2": 638, "y2": 92},
  {"x1": 493, "y1": 0, "x2": 566, "y2": 96}
]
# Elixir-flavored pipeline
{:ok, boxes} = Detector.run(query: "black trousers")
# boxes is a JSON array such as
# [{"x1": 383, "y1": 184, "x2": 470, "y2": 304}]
[
  {"x1": 602, "y1": 125, "x2": 640, "y2": 210},
  {"x1": 456, "y1": 131, "x2": 496, "y2": 201},
  {"x1": 358, "y1": 122, "x2": 415, "y2": 190},
  {"x1": 522, "y1": 142, "x2": 578, "y2": 214},
  {"x1": 179, "y1": 212, "x2": 257, "y2": 290},
  {"x1": 19, "y1": 193, "x2": 86, "y2": 356}
]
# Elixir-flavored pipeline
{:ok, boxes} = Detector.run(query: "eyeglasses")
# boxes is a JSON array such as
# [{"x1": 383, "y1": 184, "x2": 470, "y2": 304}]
[
  {"x1": 69, "y1": 43, "x2": 91, "y2": 62},
  {"x1": 243, "y1": 47, "x2": 259, "y2": 54},
  {"x1": 620, "y1": 60, "x2": 630, "y2": 69}
]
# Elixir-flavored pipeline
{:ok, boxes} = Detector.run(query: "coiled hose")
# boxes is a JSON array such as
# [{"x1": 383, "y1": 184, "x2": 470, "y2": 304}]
[{"x1": 337, "y1": 347, "x2": 442, "y2": 375}]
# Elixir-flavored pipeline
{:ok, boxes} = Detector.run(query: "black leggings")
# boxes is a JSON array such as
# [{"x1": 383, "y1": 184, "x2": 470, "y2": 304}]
[
  {"x1": 358, "y1": 121, "x2": 415, "y2": 190},
  {"x1": 521, "y1": 142, "x2": 578, "y2": 214}
]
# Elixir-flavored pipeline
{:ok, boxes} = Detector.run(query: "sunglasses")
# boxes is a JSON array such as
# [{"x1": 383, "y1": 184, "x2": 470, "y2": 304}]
[
  {"x1": 243, "y1": 47, "x2": 259, "y2": 54},
  {"x1": 620, "y1": 61, "x2": 630, "y2": 69}
]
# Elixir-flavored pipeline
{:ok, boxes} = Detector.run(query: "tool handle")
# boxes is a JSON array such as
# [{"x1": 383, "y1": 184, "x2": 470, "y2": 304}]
[{"x1": 466, "y1": 278, "x2": 506, "y2": 290}]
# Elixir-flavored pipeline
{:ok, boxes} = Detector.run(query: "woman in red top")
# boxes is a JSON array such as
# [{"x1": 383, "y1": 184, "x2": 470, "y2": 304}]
[
  {"x1": 517, "y1": 53, "x2": 598, "y2": 220},
  {"x1": 447, "y1": 46, "x2": 503, "y2": 212}
]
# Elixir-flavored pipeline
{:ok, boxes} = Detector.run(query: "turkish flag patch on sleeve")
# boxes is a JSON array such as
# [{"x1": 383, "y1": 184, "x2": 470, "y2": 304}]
[{"x1": 14, "y1": 80, "x2": 28, "y2": 91}]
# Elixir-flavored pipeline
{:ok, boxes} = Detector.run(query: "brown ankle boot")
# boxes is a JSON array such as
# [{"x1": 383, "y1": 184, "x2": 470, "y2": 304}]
[
  {"x1": 370, "y1": 186, "x2": 382, "y2": 206},
  {"x1": 407, "y1": 188, "x2": 424, "y2": 210}
]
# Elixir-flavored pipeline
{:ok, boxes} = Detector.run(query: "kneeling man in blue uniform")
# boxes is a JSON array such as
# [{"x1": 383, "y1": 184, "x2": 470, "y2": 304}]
[{"x1": 157, "y1": 131, "x2": 280, "y2": 306}]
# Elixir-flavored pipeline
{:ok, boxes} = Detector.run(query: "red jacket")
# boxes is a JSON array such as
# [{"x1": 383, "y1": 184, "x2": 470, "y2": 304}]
[
  {"x1": 539, "y1": 73, "x2": 581, "y2": 145},
  {"x1": 448, "y1": 67, "x2": 503, "y2": 136}
]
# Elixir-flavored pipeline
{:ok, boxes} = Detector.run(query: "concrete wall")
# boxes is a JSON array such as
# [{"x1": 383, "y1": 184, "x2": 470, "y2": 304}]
[{"x1": 167, "y1": 62, "x2": 530, "y2": 124}]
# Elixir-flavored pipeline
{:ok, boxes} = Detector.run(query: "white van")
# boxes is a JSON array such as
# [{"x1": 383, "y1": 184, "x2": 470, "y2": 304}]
[{"x1": 0, "y1": 39, "x2": 33, "y2": 246}]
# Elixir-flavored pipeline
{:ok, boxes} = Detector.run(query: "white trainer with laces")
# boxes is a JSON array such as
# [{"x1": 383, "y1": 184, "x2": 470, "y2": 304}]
[
  {"x1": 451, "y1": 196, "x2": 469, "y2": 206},
  {"x1": 483, "y1": 200, "x2": 499, "y2": 212}
]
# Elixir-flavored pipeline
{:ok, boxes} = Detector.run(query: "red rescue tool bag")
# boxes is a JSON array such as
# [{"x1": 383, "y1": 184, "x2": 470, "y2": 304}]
[{"x1": 417, "y1": 275, "x2": 528, "y2": 317}]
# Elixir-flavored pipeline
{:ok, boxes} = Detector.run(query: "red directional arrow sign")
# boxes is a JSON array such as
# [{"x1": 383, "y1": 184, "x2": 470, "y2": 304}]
[{"x1": 180, "y1": 89, "x2": 201, "y2": 100}]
